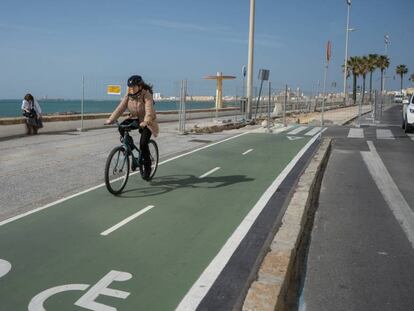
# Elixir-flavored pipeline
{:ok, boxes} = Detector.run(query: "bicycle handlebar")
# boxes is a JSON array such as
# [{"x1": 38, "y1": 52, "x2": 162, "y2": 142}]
[{"x1": 104, "y1": 120, "x2": 143, "y2": 130}]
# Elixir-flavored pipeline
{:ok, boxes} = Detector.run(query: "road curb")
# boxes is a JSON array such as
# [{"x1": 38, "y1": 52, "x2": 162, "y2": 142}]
[
  {"x1": 242, "y1": 138, "x2": 332, "y2": 311},
  {"x1": 341, "y1": 109, "x2": 372, "y2": 125}
]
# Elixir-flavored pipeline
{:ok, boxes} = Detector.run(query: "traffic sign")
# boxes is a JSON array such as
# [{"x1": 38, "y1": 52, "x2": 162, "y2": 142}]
[{"x1": 107, "y1": 85, "x2": 122, "y2": 95}]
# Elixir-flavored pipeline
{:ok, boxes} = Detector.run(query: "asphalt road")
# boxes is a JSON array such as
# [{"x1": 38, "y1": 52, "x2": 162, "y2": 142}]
[{"x1": 301, "y1": 104, "x2": 414, "y2": 311}]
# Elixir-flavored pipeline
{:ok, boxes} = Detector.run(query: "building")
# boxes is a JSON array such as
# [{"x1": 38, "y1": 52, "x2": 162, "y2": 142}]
[{"x1": 153, "y1": 93, "x2": 163, "y2": 100}]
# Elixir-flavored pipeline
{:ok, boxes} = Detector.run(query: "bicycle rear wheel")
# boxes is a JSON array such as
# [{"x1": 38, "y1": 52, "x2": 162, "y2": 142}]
[
  {"x1": 105, "y1": 146, "x2": 130, "y2": 195},
  {"x1": 140, "y1": 140, "x2": 159, "y2": 181},
  {"x1": 148, "y1": 140, "x2": 159, "y2": 179}
]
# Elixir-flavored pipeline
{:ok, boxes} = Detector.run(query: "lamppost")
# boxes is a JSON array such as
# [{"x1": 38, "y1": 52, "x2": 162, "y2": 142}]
[
  {"x1": 246, "y1": 0, "x2": 255, "y2": 120},
  {"x1": 343, "y1": 0, "x2": 351, "y2": 104},
  {"x1": 383, "y1": 34, "x2": 390, "y2": 92}
]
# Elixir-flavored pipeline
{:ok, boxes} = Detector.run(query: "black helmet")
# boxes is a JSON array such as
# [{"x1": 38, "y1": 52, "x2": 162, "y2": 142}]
[{"x1": 127, "y1": 75, "x2": 143, "y2": 87}]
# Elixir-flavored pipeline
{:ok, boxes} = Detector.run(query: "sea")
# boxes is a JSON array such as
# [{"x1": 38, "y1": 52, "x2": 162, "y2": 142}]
[{"x1": 0, "y1": 99, "x2": 238, "y2": 118}]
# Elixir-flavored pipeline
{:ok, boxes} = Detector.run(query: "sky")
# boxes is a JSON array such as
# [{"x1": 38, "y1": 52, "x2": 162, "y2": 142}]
[{"x1": 0, "y1": 0, "x2": 413, "y2": 99}]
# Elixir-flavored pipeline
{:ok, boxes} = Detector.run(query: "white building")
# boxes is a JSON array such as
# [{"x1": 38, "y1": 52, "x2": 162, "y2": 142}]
[{"x1": 154, "y1": 93, "x2": 163, "y2": 100}]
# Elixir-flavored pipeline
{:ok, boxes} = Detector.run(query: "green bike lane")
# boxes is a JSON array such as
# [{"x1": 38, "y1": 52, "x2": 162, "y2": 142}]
[{"x1": 0, "y1": 129, "x2": 316, "y2": 311}]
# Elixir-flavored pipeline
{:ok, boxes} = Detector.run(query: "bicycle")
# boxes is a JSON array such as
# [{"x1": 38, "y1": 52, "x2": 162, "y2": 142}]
[{"x1": 104, "y1": 120, "x2": 159, "y2": 195}]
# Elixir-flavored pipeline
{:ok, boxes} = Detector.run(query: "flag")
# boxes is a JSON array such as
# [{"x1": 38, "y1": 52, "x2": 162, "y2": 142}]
[{"x1": 326, "y1": 40, "x2": 332, "y2": 62}]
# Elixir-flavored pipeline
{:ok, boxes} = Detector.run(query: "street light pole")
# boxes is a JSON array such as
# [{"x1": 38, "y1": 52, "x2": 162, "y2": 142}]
[
  {"x1": 246, "y1": 0, "x2": 255, "y2": 120},
  {"x1": 343, "y1": 0, "x2": 351, "y2": 105},
  {"x1": 383, "y1": 34, "x2": 390, "y2": 92},
  {"x1": 81, "y1": 75, "x2": 84, "y2": 132}
]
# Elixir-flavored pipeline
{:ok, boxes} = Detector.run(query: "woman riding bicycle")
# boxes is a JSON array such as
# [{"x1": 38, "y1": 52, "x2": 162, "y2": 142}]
[{"x1": 105, "y1": 75, "x2": 159, "y2": 180}]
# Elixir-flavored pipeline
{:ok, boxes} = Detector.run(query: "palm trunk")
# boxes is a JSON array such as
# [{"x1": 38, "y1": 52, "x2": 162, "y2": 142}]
[
  {"x1": 400, "y1": 74, "x2": 403, "y2": 91},
  {"x1": 369, "y1": 71, "x2": 373, "y2": 101},
  {"x1": 380, "y1": 69, "x2": 384, "y2": 93},
  {"x1": 362, "y1": 74, "x2": 366, "y2": 105},
  {"x1": 353, "y1": 74, "x2": 357, "y2": 105}
]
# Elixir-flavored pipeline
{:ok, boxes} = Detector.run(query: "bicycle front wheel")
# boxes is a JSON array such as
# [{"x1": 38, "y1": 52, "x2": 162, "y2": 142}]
[{"x1": 105, "y1": 146, "x2": 130, "y2": 195}]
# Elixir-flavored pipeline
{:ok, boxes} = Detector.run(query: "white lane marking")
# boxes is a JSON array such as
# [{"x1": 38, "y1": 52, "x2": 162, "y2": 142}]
[
  {"x1": 100, "y1": 206, "x2": 154, "y2": 236},
  {"x1": 199, "y1": 167, "x2": 221, "y2": 179},
  {"x1": 304, "y1": 127, "x2": 322, "y2": 136},
  {"x1": 176, "y1": 132, "x2": 321, "y2": 310},
  {"x1": 347, "y1": 128, "x2": 364, "y2": 138},
  {"x1": 251, "y1": 124, "x2": 295, "y2": 134},
  {"x1": 0, "y1": 131, "x2": 254, "y2": 228},
  {"x1": 0, "y1": 259, "x2": 12, "y2": 279},
  {"x1": 361, "y1": 141, "x2": 414, "y2": 249},
  {"x1": 287, "y1": 136, "x2": 304, "y2": 141},
  {"x1": 376, "y1": 129, "x2": 395, "y2": 140},
  {"x1": 276, "y1": 125, "x2": 295, "y2": 133},
  {"x1": 287, "y1": 126, "x2": 308, "y2": 135},
  {"x1": 242, "y1": 149, "x2": 253, "y2": 155}
]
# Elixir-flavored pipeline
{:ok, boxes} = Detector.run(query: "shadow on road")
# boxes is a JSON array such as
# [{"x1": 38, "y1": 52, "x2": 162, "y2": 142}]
[{"x1": 120, "y1": 174, "x2": 254, "y2": 198}]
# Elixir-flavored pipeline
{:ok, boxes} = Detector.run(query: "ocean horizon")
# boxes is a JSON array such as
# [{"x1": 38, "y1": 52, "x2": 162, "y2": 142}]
[{"x1": 0, "y1": 99, "x2": 239, "y2": 118}]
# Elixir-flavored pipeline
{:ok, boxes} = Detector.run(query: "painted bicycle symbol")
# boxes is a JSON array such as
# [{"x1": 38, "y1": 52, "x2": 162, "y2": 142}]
[
  {"x1": 0, "y1": 260, "x2": 132, "y2": 311},
  {"x1": 28, "y1": 270, "x2": 132, "y2": 311}
]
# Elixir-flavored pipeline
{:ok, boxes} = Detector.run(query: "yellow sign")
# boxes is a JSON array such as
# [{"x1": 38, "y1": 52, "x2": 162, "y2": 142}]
[{"x1": 107, "y1": 85, "x2": 121, "y2": 95}]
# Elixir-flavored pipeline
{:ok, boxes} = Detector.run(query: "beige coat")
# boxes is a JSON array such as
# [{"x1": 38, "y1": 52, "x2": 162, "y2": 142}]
[{"x1": 109, "y1": 90, "x2": 159, "y2": 137}]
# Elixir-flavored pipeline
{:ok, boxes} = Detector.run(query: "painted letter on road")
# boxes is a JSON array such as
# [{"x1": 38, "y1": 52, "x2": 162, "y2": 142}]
[{"x1": 75, "y1": 270, "x2": 132, "y2": 311}]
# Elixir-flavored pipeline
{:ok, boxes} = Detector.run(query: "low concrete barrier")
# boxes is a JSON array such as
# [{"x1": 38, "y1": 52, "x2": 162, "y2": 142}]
[
  {"x1": 0, "y1": 107, "x2": 239, "y2": 125},
  {"x1": 242, "y1": 139, "x2": 332, "y2": 311}
]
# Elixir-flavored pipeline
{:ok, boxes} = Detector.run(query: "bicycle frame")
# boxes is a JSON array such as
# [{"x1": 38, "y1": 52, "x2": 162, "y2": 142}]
[{"x1": 121, "y1": 131, "x2": 142, "y2": 168}]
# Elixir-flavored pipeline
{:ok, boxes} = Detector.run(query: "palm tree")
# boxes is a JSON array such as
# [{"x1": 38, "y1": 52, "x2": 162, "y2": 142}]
[
  {"x1": 359, "y1": 56, "x2": 370, "y2": 105},
  {"x1": 396, "y1": 65, "x2": 408, "y2": 91},
  {"x1": 347, "y1": 56, "x2": 362, "y2": 105},
  {"x1": 367, "y1": 54, "x2": 378, "y2": 101},
  {"x1": 377, "y1": 55, "x2": 390, "y2": 93}
]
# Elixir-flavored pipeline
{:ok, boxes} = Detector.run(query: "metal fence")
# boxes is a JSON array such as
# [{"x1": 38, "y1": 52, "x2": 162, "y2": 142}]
[{"x1": 68, "y1": 76, "x2": 394, "y2": 133}]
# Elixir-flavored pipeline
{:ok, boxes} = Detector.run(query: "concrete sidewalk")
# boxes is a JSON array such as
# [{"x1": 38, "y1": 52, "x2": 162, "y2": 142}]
[{"x1": 300, "y1": 104, "x2": 372, "y2": 126}]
